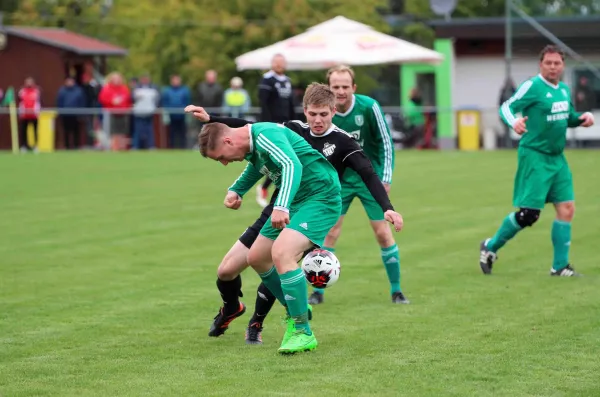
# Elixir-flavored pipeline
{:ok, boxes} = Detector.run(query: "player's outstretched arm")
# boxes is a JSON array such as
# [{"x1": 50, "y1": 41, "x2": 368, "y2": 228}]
[
  {"x1": 567, "y1": 92, "x2": 594, "y2": 128},
  {"x1": 184, "y1": 105, "x2": 253, "y2": 128},
  {"x1": 340, "y1": 137, "x2": 402, "y2": 230},
  {"x1": 228, "y1": 163, "x2": 264, "y2": 200}
]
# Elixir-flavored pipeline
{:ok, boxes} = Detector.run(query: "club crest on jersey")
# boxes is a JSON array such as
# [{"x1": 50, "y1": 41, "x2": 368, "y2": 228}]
[
  {"x1": 323, "y1": 142, "x2": 336, "y2": 157},
  {"x1": 355, "y1": 115, "x2": 364, "y2": 126},
  {"x1": 561, "y1": 89, "x2": 567, "y2": 97}
]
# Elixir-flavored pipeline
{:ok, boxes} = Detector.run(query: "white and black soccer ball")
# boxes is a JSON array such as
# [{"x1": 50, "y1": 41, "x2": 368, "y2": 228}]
[{"x1": 301, "y1": 249, "x2": 341, "y2": 288}]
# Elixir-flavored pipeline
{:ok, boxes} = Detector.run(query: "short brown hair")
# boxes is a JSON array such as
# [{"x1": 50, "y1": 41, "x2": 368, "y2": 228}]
[
  {"x1": 303, "y1": 83, "x2": 335, "y2": 109},
  {"x1": 326, "y1": 65, "x2": 355, "y2": 85},
  {"x1": 198, "y1": 123, "x2": 227, "y2": 157},
  {"x1": 540, "y1": 45, "x2": 565, "y2": 62}
]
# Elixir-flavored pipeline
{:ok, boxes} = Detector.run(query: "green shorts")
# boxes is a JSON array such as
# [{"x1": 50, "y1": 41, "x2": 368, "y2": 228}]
[
  {"x1": 260, "y1": 196, "x2": 342, "y2": 247},
  {"x1": 340, "y1": 180, "x2": 384, "y2": 221},
  {"x1": 513, "y1": 146, "x2": 574, "y2": 209}
]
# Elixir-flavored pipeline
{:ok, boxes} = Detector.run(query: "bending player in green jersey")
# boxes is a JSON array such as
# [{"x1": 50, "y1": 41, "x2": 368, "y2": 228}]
[
  {"x1": 308, "y1": 65, "x2": 408, "y2": 305},
  {"x1": 198, "y1": 120, "x2": 342, "y2": 354},
  {"x1": 480, "y1": 45, "x2": 594, "y2": 277}
]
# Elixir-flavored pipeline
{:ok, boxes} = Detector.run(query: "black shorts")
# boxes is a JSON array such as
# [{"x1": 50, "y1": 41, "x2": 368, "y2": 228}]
[{"x1": 239, "y1": 203, "x2": 274, "y2": 249}]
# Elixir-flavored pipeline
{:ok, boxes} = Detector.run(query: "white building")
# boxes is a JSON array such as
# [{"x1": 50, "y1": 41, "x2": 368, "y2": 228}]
[{"x1": 431, "y1": 16, "x2": 600, "y2": 146}]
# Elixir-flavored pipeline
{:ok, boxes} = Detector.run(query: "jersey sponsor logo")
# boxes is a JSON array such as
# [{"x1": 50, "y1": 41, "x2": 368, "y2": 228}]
[
  {"x1": 547, "y1": 113, "x2": 569, "y2": 122},
  {"x1": 355, "y1": 115, "x2": 364, "y2": 126},
  {"x1": 322, "y1": 142, "x2": 336, "y2": 157},
  {"x1": 551, "y1": 101, "x2": 569, "y2": 113},
  {"x1": 259, "y1": 165, "x2": 281, "y2": 181}
]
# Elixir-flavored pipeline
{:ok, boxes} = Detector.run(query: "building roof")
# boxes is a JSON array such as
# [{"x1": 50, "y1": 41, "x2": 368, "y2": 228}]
[
  {"x1": 5, "y1": 26, "x2": 127, "y2": 56},
  {"x1": 427, "y1": 16, "x2": 600, "y2": 40}
]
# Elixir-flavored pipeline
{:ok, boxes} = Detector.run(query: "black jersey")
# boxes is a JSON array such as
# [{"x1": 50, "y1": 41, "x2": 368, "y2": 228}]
[
  {"x1": 258, "y1": 71, "x2": 295, "y2": 123},
  {"x1": 208, "y1": 116, "x2": 394, "y2": 212}
]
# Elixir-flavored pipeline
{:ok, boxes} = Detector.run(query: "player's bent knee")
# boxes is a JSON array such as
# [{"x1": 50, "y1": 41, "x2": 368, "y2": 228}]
[
  {"x1": 217, "y1": 258, "x2": 246, "y2": 281},
  {"x1": 556, "y1": 202, "x2": 575, "y2": 221},
  {"x1": 515, "y1": 208, "x2": 541, "y2": 228}
]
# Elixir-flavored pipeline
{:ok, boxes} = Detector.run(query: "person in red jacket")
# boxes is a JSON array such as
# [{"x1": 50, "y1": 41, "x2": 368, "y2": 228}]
[
  {"x1": 18, "y1": 77, "x2": 41, "y2": 152},
  {"x1": 98, "y1": 72, "x2": 132, "y2": 151}
]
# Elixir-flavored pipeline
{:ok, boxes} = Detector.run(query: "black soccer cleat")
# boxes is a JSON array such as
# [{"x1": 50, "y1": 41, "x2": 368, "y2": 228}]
[
  {"x1": 479, "y1": 238, "x2": 498, "y2": 275},
  {"x1": 245, "y1": 322, "x2": 263, "y2": 345},
  {"x1": 550, "y1": 264, "x2": 580, "y2": 277},
  {"x1": 208, "y1": 303, "x2": 246, "y2": 337},
  {"x1": 308, "y1": 291, "x2": 324, "y2": 305},
  {"x1": 392, "y1": 291, "x2": 410, "y2": 304}
]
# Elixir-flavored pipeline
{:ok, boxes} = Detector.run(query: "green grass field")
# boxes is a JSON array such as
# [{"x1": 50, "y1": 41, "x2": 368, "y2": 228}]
[{"x1": 1, "y1": 150, "x2": 600, "y2": 397}]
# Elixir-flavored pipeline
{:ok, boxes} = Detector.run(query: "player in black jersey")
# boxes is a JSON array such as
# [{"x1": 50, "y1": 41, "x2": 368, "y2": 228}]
[{"x1": 185, "y1": 83, "x2": 403, "y2": 344}]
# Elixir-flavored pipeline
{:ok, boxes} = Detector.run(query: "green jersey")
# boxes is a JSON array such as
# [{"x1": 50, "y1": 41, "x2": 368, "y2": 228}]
[
  {"x1": 228, "y1": 122, "x2": 339, "y2": 211},
  {"x1": 500, "y1": 74, "x2": 583, "y2": 155},
  {"x1": 333, "y1": 94, "x2": 395, "y2": 184}
]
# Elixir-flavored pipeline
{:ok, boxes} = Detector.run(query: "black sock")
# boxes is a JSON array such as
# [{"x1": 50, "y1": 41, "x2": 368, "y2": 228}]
[
  {"x1": 216, "y1": 276, "x2": 242, "y2": 313},
  {"x1": 250, "y1": 282, "x2": 276, "y2": 325},
  {"x1": 262, "y1": 177, "x2": 273, "y2": 189}
]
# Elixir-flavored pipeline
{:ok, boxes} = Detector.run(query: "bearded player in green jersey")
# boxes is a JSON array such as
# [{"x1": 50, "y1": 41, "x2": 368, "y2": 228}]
[
  {"x1": 480, "y1": 45, "x2": 594, "y2": 277},
  {"x1": 198, "y1": 121, "x2": 341, "y2": 353},
  {"x1": 308, "y1": 65, "x2": 409, "y2": 305}
]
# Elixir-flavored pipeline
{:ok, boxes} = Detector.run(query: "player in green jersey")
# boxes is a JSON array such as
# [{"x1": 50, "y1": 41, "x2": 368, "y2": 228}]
[
  {"x1": 308, "y1": 65, "x2": 408, "y2": 305},
  {"x1": 198, "y1": 120, "x2": 341, "y2": 354},
  {"x1": 480, "y1": 45, "x2": 594, "y2": 277}
]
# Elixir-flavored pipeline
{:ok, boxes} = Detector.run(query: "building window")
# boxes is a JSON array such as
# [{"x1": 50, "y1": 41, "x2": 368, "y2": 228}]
[{"x1": 572, "y1": 69, "x2": 600, "y2": 111}]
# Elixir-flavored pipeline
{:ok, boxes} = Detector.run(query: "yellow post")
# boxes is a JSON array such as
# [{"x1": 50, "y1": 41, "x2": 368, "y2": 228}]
[
  {"x1": 9, "y1": 101, "x2": 18, "y2": 154},
  {"x1": 457, "y1": 109, "x2": 481, "y2": 151}
]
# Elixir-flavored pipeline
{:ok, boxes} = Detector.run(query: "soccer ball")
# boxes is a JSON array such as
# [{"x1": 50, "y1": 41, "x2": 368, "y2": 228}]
[{"x1": 301, "y1": 249, "x2": 341, "y2": 288}]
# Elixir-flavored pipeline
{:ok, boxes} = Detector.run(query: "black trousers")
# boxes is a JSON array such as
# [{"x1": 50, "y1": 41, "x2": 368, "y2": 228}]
[{"x1": 62, "y1": 116, "x2": 80, "y2": 149}]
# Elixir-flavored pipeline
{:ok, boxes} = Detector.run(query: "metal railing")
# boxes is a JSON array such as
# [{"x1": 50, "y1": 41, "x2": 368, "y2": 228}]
[{"x1": 1, "y1": 106, "x2": 599, "y2": 151}]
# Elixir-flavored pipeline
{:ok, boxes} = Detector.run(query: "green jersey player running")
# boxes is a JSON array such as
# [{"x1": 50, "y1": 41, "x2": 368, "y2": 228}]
[
  {"x1": 308, "y1": 65, "x2": 409, "y2": 305},
  {"x1": 480, "y1": 45, "x2": 594, "y2": 276},
  {"x1": 198, "y1": 120, "x2": 342, "y2": 354}
]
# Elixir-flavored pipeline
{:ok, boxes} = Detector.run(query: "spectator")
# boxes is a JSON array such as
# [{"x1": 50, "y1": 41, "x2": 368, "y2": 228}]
[
  {"x1": 498, "y1": 77, "x2": 516, "y2": 148},
  {"x1": 56, "y1": 76, "x2": 86, "y2": 149},
  {"x1": 162, "y1": 74, "x2": 191, "y2": 149},
  {"x1": 132, "y1": 74, "x2": 160, "y2": 150},
  {"x1": 197, "y1": 70, "x2": 223, "y2": 114},
  {"x1": 18, "y1": 77, "x2": 41, "y2": 153},
  {"x1": 222, "y1": 76, "x2": 250, "y2": 118},
  {"x1": 98, "y1": 72, "x2": 132, "y2": 151},
  {"x1": 256, "y1": 53, "x2": 295, "y2": 207},
  {"x1": 403, "y1": 87, "x2": 425, "y2": 148},
  {"x1": 574, "y1": 76, "x2": 596, "y2": 112}
]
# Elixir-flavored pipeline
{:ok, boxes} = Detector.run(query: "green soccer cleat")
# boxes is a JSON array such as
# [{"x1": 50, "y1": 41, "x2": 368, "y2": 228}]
[
  {"x1": 278, "y1": 330, "x2": 318, "y2": 354},
  {"x1": 281, "y1": 304, "x2": 313, "y2": 346}
]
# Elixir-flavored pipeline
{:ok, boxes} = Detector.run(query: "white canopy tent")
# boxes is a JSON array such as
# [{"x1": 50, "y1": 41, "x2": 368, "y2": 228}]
[{"x1": 235, "y1": 16, "x2": 443, "y2": 71}]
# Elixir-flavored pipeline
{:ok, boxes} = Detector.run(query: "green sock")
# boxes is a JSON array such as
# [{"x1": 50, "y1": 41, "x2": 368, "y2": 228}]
[
  {"x1": 258, "y1": 266, "x2": 286, "y2": 307},
  {"x1": 487, "y1": 213, "x2": 522, "y2": 253},
  {"x1": 280, "y1": 268, "x2": 311, "y2": 334},
  {"x1": 312, "y1": 246, "x2": 334, "y2": 295},
  {"x1": 552, "y1": 220, "x2": 571, "y2": 271},
  {"x1": 381, "y1": 244, "x2": 401, "y2": 294}
]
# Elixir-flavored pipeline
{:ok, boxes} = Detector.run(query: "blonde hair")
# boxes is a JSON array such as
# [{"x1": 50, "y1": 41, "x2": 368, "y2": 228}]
[
  {"x1": 326, "y1": 65, "x2": 355, "y2": 85},
  {"x1": 198, "y1": 123, "x2": 228, "y2": 157},
  {"x1": 303, "y1": 82, "x2": 335, "y2": 109}
]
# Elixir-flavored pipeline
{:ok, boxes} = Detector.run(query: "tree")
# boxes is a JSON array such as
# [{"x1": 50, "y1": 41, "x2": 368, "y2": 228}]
[{"x1": 10, "y1": 0, "x2": 390, "y2": 101}]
